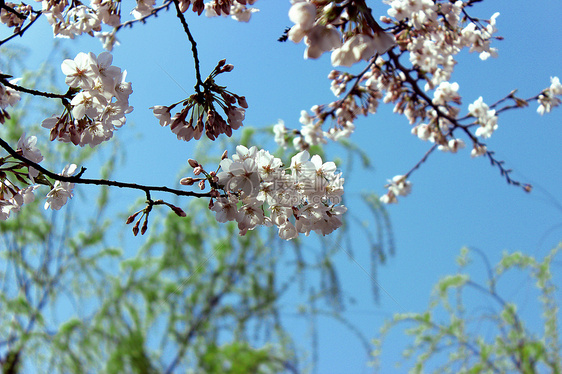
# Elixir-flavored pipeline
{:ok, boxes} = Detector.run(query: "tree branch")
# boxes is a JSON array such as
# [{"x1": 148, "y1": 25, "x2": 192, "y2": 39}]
[
  {"x1": 172, "y1": 0, "x2": 204, "y2": 95},
  {"x1": 1, "y1": 77, "x2": 70, "y2": 100},
  {"x1": 114, "y1": 0, "x2": 173, "y2": 32},
  {"x1": 0, "y1": 9, "x2": 42, "y2": 47},
  {"x1": 0, "y1": 136, "x2": 213, "y2": 198}
]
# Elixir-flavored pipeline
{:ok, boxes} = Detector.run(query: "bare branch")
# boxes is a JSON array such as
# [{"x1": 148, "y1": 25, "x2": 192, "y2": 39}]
[{"x1": 0, "y1": 136, "x2": 213, "y2": 198}]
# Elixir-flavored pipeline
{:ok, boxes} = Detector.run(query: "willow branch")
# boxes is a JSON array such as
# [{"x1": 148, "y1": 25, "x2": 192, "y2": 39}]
[{"x1": 0, "y1": 136, "x2": 213, "y2": 198}]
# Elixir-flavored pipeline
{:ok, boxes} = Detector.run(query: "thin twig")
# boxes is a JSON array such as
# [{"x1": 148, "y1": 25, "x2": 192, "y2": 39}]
[
  {"x1": 114, "y1": 0, "x2": 173, "y2": 32},
  {"x1": 403, "y1": 144, "x2": 438, "y2": 180},
  {"x1": 172, "y1": 0, "x2": 204, "y2": 95}
]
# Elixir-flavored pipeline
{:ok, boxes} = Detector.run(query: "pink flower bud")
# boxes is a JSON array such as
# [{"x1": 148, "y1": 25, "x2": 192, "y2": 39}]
[
  {"x1": 193, "y1": 166, "x2": 203, "y2": 175},
  {"x1": 140, "y1": 219, "x2": 148, "y2": 235},
  {"x1": 171, "y1": 205, "x2": 187, "y2": 217},
  {"x1": 126, "y1": 212, "x2": 138, "y2": 224},
  {"x1": 188, "y1": 159, "x2": 199, "y2": 168},
  {"x1": 180, "y1": 177, "x2": 195, "y2": 185},
  {"x1": 237, "y1": 96, "x2": 248, "y2": 108},
  {"x1": 198, "y1": 179, "x2": 205, "y2": 190}
]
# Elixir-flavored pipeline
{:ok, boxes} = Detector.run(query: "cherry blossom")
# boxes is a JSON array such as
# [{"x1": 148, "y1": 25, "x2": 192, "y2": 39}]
[
  {"x1": 0, "y1": 0, "x2": 558, "y2": 234},
  {"x1": 537, "y1": 76, "x2": 562, "y2": 115},
  {"x1": 380, "y1": 175, "x2": 412, "y2": 204},
  {"x1": 44, "y1": 164, "x2": 78, "y2": 211},
  {"x1": 43, "y1": 51, "x2": 133, "y2": 148},
  {"x1": 190, "y1": 146, "x2": 345, "y2": 240}
]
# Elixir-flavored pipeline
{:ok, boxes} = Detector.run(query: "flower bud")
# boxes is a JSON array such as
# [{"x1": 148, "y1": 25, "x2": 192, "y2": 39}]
[
  {"x1": 198, "y1": 179, "x2": 205, "y2": 190},
  {"x1": 180, "y1": 177, "x2": 195, "y2": 185},
  {"x1": 140, "y1": 219, "x2": 148, "y2": 235},
  {"x1": 188, "y1": 159, "x2": 199, "y2": 168},
  {"x1": 237, "y1": 96, "x2": 248, "y2": 108},
  {"x1": 193, "y1": 166, "x2": 203, "y2": 175},
  {"x1": 170, "y1": 205, "x2": 187, "y2": 217},
  {"x1": 126, "y1": 212, "x2": 138, "y2": 224}
]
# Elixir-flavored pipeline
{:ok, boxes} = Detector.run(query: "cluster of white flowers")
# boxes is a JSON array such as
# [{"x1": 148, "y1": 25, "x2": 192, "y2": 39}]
[
  {"x1": 44, "y1": 164, "x2": 78, "y2": 210},
  {"x1": 34, "y1": 0, "x2": 258, "y2": 51},
  {"x1": 288, "y1": 0, "x2": 395, "y2": 65},
  {"x1": 41, "y1": 0, "x2": 103, "y2": 39},
  {"x1": 468, "y1": 96, "x2": 498, "y2": 139},
  {"x1": 36, "y1": 0, "x2": 259, "y2": 50},
  {"x1": 380, "y1": 175, "x2": 412, "y2": 204},
  {"x1": 0, "y1": 134, "x2": 38, "y2": 219},
  {"x1": 207, "y1": 145, "x2": 345, "y2": 240},
  {"x1": 204, "y1": 0, "x2": 259, "y2": 22},
  {"x1": 274, "y1": 104, "x2": 357, "y2": 151},
  {"x1": 537, "y1": 76, "x2": 562, "y2": 115},
  {"x1": 41, "y1": 51, "x2": 133, "y2": 148},
  {"x1": 393, "y1": 1, "x2": 499, "y2": 91},
  {"x1": 0, "y1": 182, "x2": 36, "y2": 220},
  {"x1": 0, "y1": 74, "x2": 21, "y2": 124},
  {"x1": 432, "y1": 82, "x2": 460, "y2": 106},
  {"x1": 0, "y1": 2, "x2": 33, "y2": 30},
  {"x1": 0, "y1": 133, "x2": 79, "y2": 220},
  {"x1": 273, "y1": 120, "x2": 289, "y2": 149}
]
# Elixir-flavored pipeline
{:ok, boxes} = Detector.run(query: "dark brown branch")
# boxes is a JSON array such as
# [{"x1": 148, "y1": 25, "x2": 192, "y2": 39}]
[
  {"x1": 1, "y1": 77, "x2": 70, "y2": 100},
  {"x1": 0, "y1": 0, "x2": 26, "y2": 19},
  {"x1": 172, "y1": 0, "x2": 204, "y2": 95},
  {"x1": 0, "y1": 136, "x2": 213, "y2": 198},
  {"x1": 403, "y1": 143, "x2": 438, "y2": 180},
  {"x1": 0, "y1": 10, "x2": 42, "y2": 46},
  {"x1": 114, "y1": 0, "x2": 173, "y2": 32},
  {"x1": 355, "y1": 0, "x2": 532, "y2": 192}
]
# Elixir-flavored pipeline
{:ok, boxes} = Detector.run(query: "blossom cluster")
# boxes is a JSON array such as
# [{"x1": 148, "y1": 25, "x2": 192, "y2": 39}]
[
  {"x1": 537, "y1": 77, "x2": 562, "y2": 115},
  {"x1": 41, "y1": 51, "x2": 133, "y2": 148},
  {"x1": 288, "y1": 0, "x2": 395, "y2": 65},
  {"x1": 0, "y1": 74, "x2": 21, "y2": 124},
  {"x1": 34, "y1": 0, "x2": 259, "y2": 50},
  {"x1": 284, "y1": 1, "x2": 502, "y2": 147},
  {"x1": 44, "y1": 164, "x2": 78, "y2": 210},
  {"x1": 183, "y1": 145, "x2": 346, "y2": 240},
  {"x1": 151, "y1": 59, "x2": 246, "y2": 142},
  {"x1": 203, "y1": 0, "x2": 259, "y2": 22},
  {"x1": 0, "y1": 133, "x2": 78, "y2": 220},
  {"x1": 279, "y1": 1, "x2": 561, "y2": 203},
  {"x1": 0, "y1": 2, "x2": 34, "y2": 31},
  {"x1": 380, "y1": 175, "x2": 412, "y2": 204}
]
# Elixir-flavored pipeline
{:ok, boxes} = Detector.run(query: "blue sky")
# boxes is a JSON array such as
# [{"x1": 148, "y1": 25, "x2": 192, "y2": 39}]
[{"x1": 7, "y1": 1, "x2": 562, "y2": 372}]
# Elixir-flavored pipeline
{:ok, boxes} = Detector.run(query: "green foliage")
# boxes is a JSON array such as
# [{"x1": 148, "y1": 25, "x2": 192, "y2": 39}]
[{"x1": 373, "y1": 245, "x2": 562, "y2": 374}]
